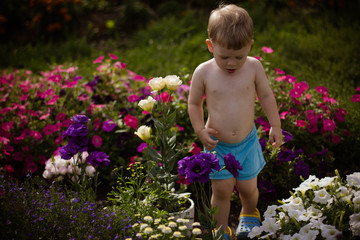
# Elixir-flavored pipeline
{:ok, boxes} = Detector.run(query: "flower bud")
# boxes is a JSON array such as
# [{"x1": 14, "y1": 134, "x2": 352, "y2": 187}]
[
  {"x1": 138, "y1": 96, "x2": 156, "y2": 112},
  {"x1": 148, "y1": 77, "x2": 165, "y2": 91},
  {"x1": 134, "y1": 125, "x2": 151, "y2": 141},
  {"x1": 164, "y1": 75, "x2": 182, "y2": 90}
]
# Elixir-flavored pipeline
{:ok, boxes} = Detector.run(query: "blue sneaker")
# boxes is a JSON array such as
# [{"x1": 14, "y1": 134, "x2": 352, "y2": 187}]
[{"x1": 236, "y1": 208, "x2": 261, "y2": 239}]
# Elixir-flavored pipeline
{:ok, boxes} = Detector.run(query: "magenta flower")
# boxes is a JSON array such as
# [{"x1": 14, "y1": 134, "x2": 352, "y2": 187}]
[
  {"x1": 285, "y1": 75, "x2": 296, "y2": 83},
  {"x1": 261, "y1": 46, "x2": 274, "y2": 54},
  {"x1": 274, "y1": 68, "x2": 285, "y2": 75},
  {"x1": 306, "y1": 110, "x2": 317, "y2": 124},
  {"x1": 223, "y1": 153, "x2": 242, "y2": 178},
  {"x1": 323, "y1": 119, "x2": 336, "y2": 131},
  {"x1": 56, "y1": 113, "x2": 66, "y2": 121},
  {"x1": 160, "y1": 91, "x2": 172, "y2": 103},
  {"x1": 43, "y1": 124, "x2": 56, "y2": 136},
  {"x1": 307, "y1": 123, "x2": 318, "y2": 133},
  {"x1": 351, "y1": 94, "x2": 360, "y2": 102},
  {"x1": 2, "y1": 121, "x2": 14, "y2": 132},
  {"x1": 290, "y1": 88, "x2": 303, "y2": 98},
  {"x1": 92, "y1": 135, "x2": 103, "y2": 147},
  {"x1": 108, "y1": 53, "x2": 118, "y2": 60},
  {"x1": 137, "y1": 142, "x2": 147, "y2": 152},
  {"x1": 128, "y1": 94, "x2": 139, "y2": 102},
  {"x1": 331, "y1": 135, "x2": 341, "y2": 144},
  {"x1": 334, "y1": 108, "x2": 347, "y2": 122},
  {"x1": 46, "y1": 95, "x2": 60, "y2": 105},
  {"x1": 93, "y1": 56, "x2": 104, "y2": 64},
  {"x1": 114, "y1": 61, "x2": 127, "y2": 69},
  {"x1": 315, "y1": 86, "x2": 328, "y2": 96},
  {"x1": 124, "y1": 115, "x2": 138, "y2": 129},
  {"x1": 296, "y1": 120, "x2": 306, "y2": 128}
]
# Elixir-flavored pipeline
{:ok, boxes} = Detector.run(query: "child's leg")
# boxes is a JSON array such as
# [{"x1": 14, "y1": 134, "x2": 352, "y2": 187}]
[
  {"x1": 211, "y1": 178, "x2": 235, "y2": 230},
  {"x1": 235, "y1": 176, "x2": 258, "y2": 214}
]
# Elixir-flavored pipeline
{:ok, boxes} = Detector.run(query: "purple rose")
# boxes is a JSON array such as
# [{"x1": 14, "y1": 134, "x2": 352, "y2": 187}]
[
  {"x1": 223, "y1": 153, "x2": 242, "y2": 178},
  {"x1": 87, "y1": 151, "x2": 110, "y2": 166}
]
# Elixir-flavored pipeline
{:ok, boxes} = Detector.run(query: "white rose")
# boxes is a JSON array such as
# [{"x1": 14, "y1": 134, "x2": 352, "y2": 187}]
[
  {"x1": 138, "y1": 96, "x2": 156, "y2": 112},
  {"x1": 148, "y1": 77, "x2": 165, "y2": 91},
  {"x1": 134, "y1": 125, "x2": 151, "y2": 141},
  {"x1": 164, "y1": 75, "x2": 182, "y2": 90},
  {"x1": 85, "y1": 165, "x2": 96, "y2": 177}
]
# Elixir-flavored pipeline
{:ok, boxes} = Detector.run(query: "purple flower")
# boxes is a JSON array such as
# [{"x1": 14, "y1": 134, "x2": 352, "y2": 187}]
[
  {"x1": 102, "y1": 120, "x2": 117, "y2": 132},
  {"x1": 294, "y1": 160, "x2": 309, "y2": 178},
  {"x1": 282, "y1": 130, "x2": 293, "y2": 143},
  {"x1": 259, "y1": 180, "x2": 277, "y2": 202},
  {"x1": 177, "y1": 152, "x2": 220, "y2": 184},
  {"x1": 63, "y1": 123, "x2": 88, "y2": 137},
  {"x1": 259, "y1": 138, "x2": 267, "y2": 151},
  {"x1": 59, "y1": 137, "x2": 88, "y2": 160},
  {"x1": 71, "y1": 115, "x2": 89, "y2": 124},
  {"x1": 137, "y1": 143, "x2": 147, "y2": 152},
  {"x1": 278, "y1": 149, "x2": 295, "y2": 163},
  {"x1": 87, "y1": 151, "x2": 110, "y2": 166},
  {"x1": 223, "y1": 153, "x2": 242, "y2": 178}
]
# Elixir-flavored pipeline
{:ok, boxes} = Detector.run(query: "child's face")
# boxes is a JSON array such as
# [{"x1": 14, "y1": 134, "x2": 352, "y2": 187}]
[{"x1": 206, "y1": 40, "x2": 253, "y2": 74}]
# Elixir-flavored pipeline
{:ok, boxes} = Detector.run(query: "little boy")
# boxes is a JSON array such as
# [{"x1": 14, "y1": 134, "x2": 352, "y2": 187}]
[{"x1": 188, "y1": 4, "x2": 282, "y2": 240}]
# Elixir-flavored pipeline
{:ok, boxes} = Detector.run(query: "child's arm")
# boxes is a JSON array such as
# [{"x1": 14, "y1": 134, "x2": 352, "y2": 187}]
[
  {"x1": 254, "y1": 60, "x2": 282, "y2": 148},
  {"x1": 188, "y1": 68, "x2": 218, "y2": 151}
]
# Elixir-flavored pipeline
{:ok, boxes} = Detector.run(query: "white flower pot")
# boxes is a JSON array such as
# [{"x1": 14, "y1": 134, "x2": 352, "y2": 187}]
[{"x1": 170, "y1": 197, "x2": 195, "y2": 229}]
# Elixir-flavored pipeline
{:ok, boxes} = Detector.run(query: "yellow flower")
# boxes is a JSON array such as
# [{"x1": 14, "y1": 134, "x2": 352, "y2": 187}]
[
  {"x1": 164, "y1": 75, "x2": 182, "y2": 90},
  {"x1": 134, "y1": 125, "x2": 151, "y2": 141},
  {"x1": 138, "y1": 96, "x2": 156, "y2": 112},
  {"x1": 148, "y1": 77, "x2": 165, "y2": 91}
]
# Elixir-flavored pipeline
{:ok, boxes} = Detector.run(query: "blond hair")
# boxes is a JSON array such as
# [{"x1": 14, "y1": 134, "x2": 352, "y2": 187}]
[{"x1": 208, "y1": 4, "x2": 253, "y2": 49}]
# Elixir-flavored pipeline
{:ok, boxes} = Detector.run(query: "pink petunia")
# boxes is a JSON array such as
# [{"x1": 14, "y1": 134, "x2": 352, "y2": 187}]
[
  {"x1": 40, "y1": 112, "x2": 51, "y2": 120},
  {"x1": 25, "y1": 160, "x2": 38, "y2": 174},
  {"x1": 92, "y1": 135, "x2": 103, "y2": 147},
  {"x1": 20, "y1": 94, "x2": 29, "y2": 101},
  {"x1": 108, "y1": 53, "x2": 118, "y2": 60},
  {"x1": 55, "y1": 135, "x2": 63, "y2": 145},
  {"x1": 253, "y1": 56, "x2": 261, "y2": 61},
  {"x1": 331, "y1": 135, "x2": 341, "y2": 144},
  {"x1": 307, "y1": 123, "x2": 318, "y2": 133},
  {"x1": 324, "y1": 97, "x2": 336, "y2": 104},
  {"x1": 137, "y1": 142, "x2": 147, "y2": 152},
  {"x1": 334, "y1": 108, "x2": 347, "y2": 122},
  {"x1": 315, "y1": 86, "x2": 328, "y2": 96},
  {"x1": 280, "y1": 111, "x2": 288, "y2": 120},
  {"x1": 356, "y1": 87, "x2": 360, "y2": 92},
  {"x1": 31, "y1": 130, "x2": 43, "y2": 140},
  {"x1": 290, "y1": 88, "x2": 303, "y2": 98},
  {"x1": 305, "y1": 110, "x2": 317, "y2": 124},
  {"x1": 124, "y1": 114, "x2": 138, "y2": 129},
  {"x1": 285, "y1": 75, "x2": 297, "y2": 83},
  {"x1": 43, "y1": 124, "x2": 56, "y2": 135},
  {"x1": 2, "y1": 121, "x2": 14, "y2": 132},
  {"x1": 160, "y1": 91, "x2": 172, "y2": 103},
  {"x1": 275, "y1": 76, "x2": 286, "y2": 82},
  {"x1": 190, "y1": 142, "x2": 201, "y2": 155},
  {"x1": 78, "y1": 94, "x2": 89, "y2": 101},
  {"x1": 351, "y1": 94, "x2": 360, "y2": 102},
  {"x1": 48, "y1": 74, "x2": 62, "y2": 83},
  {"x1": 94, "y1": 118, "x2": 101, "y2": 130},
  {"x1": 323, "y1": 119, "x2": 336, "y2": 131},
  {"x1": 128, "y1": 94, "x2": 139, "y2": 102},
  {"x1": 13, "y1": 152, "x2": 24, "y2": 161},
  {"x1": 0, "y1": 137, "x2": 10, "y2": 145},
  {"x1": 175, "y1": 125, "x2": 184, "y2": 132},
  {"x1": 114, "y1": 61, "x2": 127, "y2": 69},
  {"x1": 262, "y1": 46, "x2": 274, "y2": 54},
  {"x1": 275, "y1": 68, "x2": 285, "y2": 75},
  {"x1": 56, "y1": 112, "x2": 66, "y2": 121},
  {"x1": 296, "y1": 120, "x2": 306, "y2": 127},
  {"x1": 46, "y1": 95, "x2": 60, "y2": 105},
  {"x1": 93, "y1": 56, "x2": 104, "y2": 64},
  {"x1": 294, "y1": 81, "x2": 309, "y2": 91}
]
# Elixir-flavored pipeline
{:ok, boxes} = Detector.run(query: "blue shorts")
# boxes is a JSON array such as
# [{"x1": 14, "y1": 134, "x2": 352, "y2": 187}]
[{"x1": 205, "y1": 125, "x2": 266, "y2": 181}]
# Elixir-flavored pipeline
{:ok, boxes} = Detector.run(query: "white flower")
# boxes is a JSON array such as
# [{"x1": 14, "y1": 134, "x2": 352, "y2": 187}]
[
  {"x1": 161, "y1": 226, "x2": 172, "y2": 234},
  {"x1": 347, "y1": 172, "x2": 360, "y2": 188},
  {"x1": 154, "y1": 218, "x2": 161, "y2": 224},
  {"x1": 144, "y1": 227, "x2": 153, "y2": 234},
  {"x1": 306, "y1": 206, "x2": 322, "y2": 219},
  {"x1": 144, "y1": 216, "x2": 153, "y2": 222},
  {"x1": 349, "y1": 213, "x2": 360, "y2": 236},
  {"x1": 178, "y1": 225, "x2": 187, "y2": 231},
  {"x1": 192, "y1": 222, "x2": 201, "y2": 227},
  {"x1": 134, "y1": 125, "x2": 151, "y2": 141},
  {"x1": 85, "y1": 165, "x2": 96, "y2": 177},
  {"x1": 320, "y1": 224, "x2": 341, "y2": 240},
  {"x1": 299, "y1": 224, "x2": 318, "y2": 240},
  {"x1": 148, "y1": 77, "x2": 165, "y2": 91},
  {"x1": 317, "y1": 176, "x2": 337, "y2": 188},
  {"x1": 168, "y1": 221, "x2": 177, "y2": 228},
  {"x1": 248, "y1": 226, "x2": 263, "y2": 238},
  {"x1": 173, "y1": 231, "x2": 183, "y2": 238},
  {"x1": 164, "y1": 75, "x2": 182, "y2": 90},
  {"x1": 262, "y1": 217, "x2": 281, "y2": 233},
  {"x1": 353, "y1": 191, "x2": 360, "y2": 210},
  {"x1": 138, "y1": 96, "x2": 156, "y2": 112},
  {"x1": 42, "y1": 170, "x2": 53, "y2": 179},
  {"x1": 264, "y1": 205, "x2": 278, "y2": 218},
  {"x1": 313, "y1": 188, "x2": 332, "y2": 204},
  {"x1": 140, "y1": 223, "x2": 149, "y2": 230},
  {"x1": 176, "y1": 218, "x2": 186, "y2": 223},
  {"x1": 192, "y1": 228, "x2": 202, "y2": 235},
  {"x1": 290, "y1": 233, "x2": 305, "y2": 240}
]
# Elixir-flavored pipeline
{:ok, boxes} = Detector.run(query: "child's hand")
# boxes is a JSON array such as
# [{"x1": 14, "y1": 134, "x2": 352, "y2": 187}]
[
  {"x1": 199, "y1": 128, "x2": 219, "y2": 151},
  {"x1": 269, "y1": 126, "x2": 282, "y2": 148}
]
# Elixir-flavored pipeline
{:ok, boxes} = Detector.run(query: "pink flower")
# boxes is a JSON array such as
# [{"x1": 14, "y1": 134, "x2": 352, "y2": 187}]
[
  {"x1": 124, "y1": 114, "x2": 138, "y2": 129},
  {"x1": 280, "y1": 111, "x2": 288, "y2": 119},
  {"x1": 62, "y1": 119, "x2": 72, "y2": 128},
  {"x1": 43, "y1": 124, "x2": 56, "y2": 135},
  {"x1": 40, "y1": 112, "x2": 51, "y2": 120},
  {"x1": 160, "y1": 91, "x2": 172, "y2": 103},
  {"x1": 175, "y1": 125, "x2": 184, "y2": 132},
  {"x1": 290, "y1": 88, "x2": 303, "y2": 98},
  {"x1": 262, "y1": 46, "x2": 274, "y2": 54},
  {"x1": 114, "y1": 61, "x2": 127, "y2": 69},
  {"x1": 56, "y1": 113, "x2": 66, "y2": 122},
  {"x1": 296, "y1": 120, "x2": 306, "y2": 127},
  {"x1": 78, "y1": 94, "x2": 89, "y2": 101},
  {"x1": 93, "y1": 56, "x2": 104, "y2": 64},
  {"x1": 13, "y1": 152, "x2": 24, "y2": 161},
  {"x1": 108, "y1": 53, "x2": 118, "y2": 60},
  {"x1": 137, "y1": 142, "x2": 147, "y2": 152},
  {"x1": 275, "y1": 68, "x2": 285, "y2": 75},
  {"x1": 315, "y1": 86, "x2": 328, "y2": 96},
  {"x1": 94, "y1": 118, "x2": 101, "y2": 130},
  {"x1": 133, "y1": 75, "x2": 146, "y2": 81},
  {"x1": 190, "y1": 142, "x2": 201, "y2": 155},
  {"x1": 20, "y1": 94, "x2": 29, "y2": 101},
  {"x1": 128, "y1": 94, "x2": 139, "y2": 102},
  {"x1": 31, "y1": 130, "x2": 43, "y2": 140},
  {"x1": 334, "y1": 108, "x2": 347, "y2": 122},
  {"x1": 306, "y1": 110, "x2": 317, "y2": 124},
  {"x1": 275, "y1": 76, "x2": 286, "y2": 82},
  {"x1": 356, "y1": 87, "x2": 360, "y2": 92},
  {"x1": 128, "y1": 156, "x2": 138, "y2": 167},
  {"x1": 25, "y1": 160, "x2": 37, "y2": 174},
  {"x1": 324, "y1": 97, "x2": 336, "y2": 104},
  {"x1": 351, "y1": 94, "x2": 360, "y2": 102},
  {"x1": 2, "y1": 121, "x2": 14, "y2": 132},
  {"x1": 92, "y1": 135, "x2": 103, "y2": 147},
  {"x1": 307, "y1": 123, "x2": 318, "y2": 133},
  {"x1": 102, "y1": 120, "x2": 117, "y2": 132},
  {"x1": 253, "y1": 56, "x2": 261, "y2": 61},
  {"x1": 285, "y1": 75, "x2": 296, "y2": 83},
  {"x1": 294, "y1": 81, "x2": 309, "y2": 91},
  {"x1": 55, "y1": 135, "x2": 63, "y2": 145},
  {"x1": 331, "y1": 135, "x2": 341, "y2": 144},
  {"x1": 0, "y1": 137, "x2": 10, "y2": 145},
  {"x1": 323, "y1": 119, "x2": 336, "y2": 131},
  {"x1": 46, "y1": 95, "x2": 60, "y2": 105},
  {"x1": 48, "y1": 74, "x2": 62, "y2": 83}
]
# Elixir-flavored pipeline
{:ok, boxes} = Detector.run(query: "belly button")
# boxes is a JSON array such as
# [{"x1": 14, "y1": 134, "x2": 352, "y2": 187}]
[{"x1": 232, "y1": 130, "x2": 236, "y2": 136}]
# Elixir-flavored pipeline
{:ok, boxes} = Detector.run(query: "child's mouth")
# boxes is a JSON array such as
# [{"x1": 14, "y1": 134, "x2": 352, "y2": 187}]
[{"x1": 227, "y1": 69, "x2": 236, "y2": 74}]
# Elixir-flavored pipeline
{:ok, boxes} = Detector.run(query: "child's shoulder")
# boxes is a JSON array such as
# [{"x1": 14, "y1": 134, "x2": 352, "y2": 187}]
[{"x1": 194, "y1": 59, "x2": 216, "y2": 74}]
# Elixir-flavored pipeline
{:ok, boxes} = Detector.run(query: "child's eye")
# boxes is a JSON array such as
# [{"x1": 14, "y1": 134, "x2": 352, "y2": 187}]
[
  {"x1": 236, "y1": 56, "x2": 243, "y2": 60},
  {"x1": 221, "y1": 56, "x2": 228, "y2": 60}
]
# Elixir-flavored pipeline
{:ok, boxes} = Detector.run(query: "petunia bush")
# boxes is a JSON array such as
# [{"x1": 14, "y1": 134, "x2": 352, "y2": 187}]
[{"x1": 248, "y1": 171, "x2": 360, "y2": 239}]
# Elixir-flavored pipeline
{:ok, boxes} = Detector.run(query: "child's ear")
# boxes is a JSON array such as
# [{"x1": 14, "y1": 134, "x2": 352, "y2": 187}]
[{"x1": 206, "y1": 39, "x2": 214, "y2": 53}]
